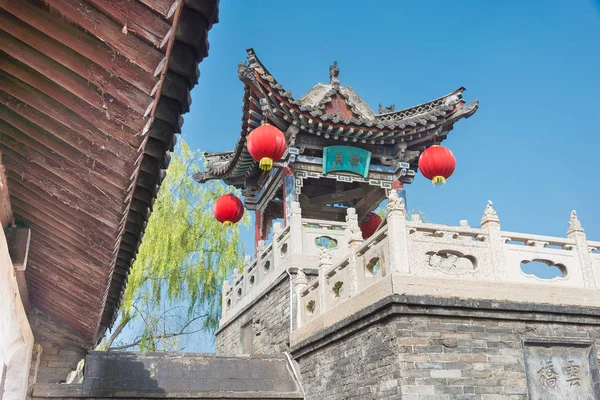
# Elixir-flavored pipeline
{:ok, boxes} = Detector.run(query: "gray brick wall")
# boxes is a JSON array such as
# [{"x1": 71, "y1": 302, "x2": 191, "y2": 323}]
[
  {"x1": 216, "y1": 275, "x2": 291, "y2": 355},
  {"x1": 295, "y1": 314, "x2": 600, "y2": 400},
  {"x1": 35, "y1": 343, "x2": 85, "y2": 384}
]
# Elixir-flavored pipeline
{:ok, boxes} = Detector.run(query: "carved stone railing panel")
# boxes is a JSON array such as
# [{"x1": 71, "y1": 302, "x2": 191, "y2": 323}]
[
  {"x1": 302, "y1": 224, "x2": 348, "y2": 259},
  {"x1": 299, "y1": 280, "x2": 320, "y2": 326},
  {"x1": 355, "y1": 228, "x2": 389, "y2": 290},
  {"x1": 504, "y1": 244, "x2": 584, "y2": 287}
]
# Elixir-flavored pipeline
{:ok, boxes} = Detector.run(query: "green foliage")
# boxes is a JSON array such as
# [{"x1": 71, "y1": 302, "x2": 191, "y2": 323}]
[{"x1": 108, "y1": 140, "x2": 248, "y2": 351}]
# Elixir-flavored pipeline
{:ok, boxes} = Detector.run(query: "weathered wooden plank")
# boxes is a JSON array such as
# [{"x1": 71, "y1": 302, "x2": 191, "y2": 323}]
[
  {"x1": 7, "y1": 175, "x2": 119, "y2": 232},
  {"x1": 0, "y1": 126, "x2": 127, "y2": 202},
  {"x1": 7, "y1": 178, "x2": 117, "y2": 241},
  {"x1": 0, "y1": 105, "x2": 129, "y2": 185},
  {"x1": 10, "y1": 195, "x2": 114, "y2": 255},
  {"x1": 3, "y1": 154, "x2": 123, "y2": 224},
  {"x1": 0, "y1": 54, "x2": 146, "y2": 136},
  {"x1": 139, "y1": 0, "x2": 178, "y2": 17},
  {"x1": 0, "y1": 14, "x2": 153, "y2": 114},
  {"x1": 11, "y1": 203, "x2": 113, "y2": 265},
  {"x1": 30, "y1": 290, "x2": 100, "y2": 334},
  {"x1": 0, "y1": 0, "x2": 157, "y2": 93},
  {"x1": 0, "y1": 151, "x2": 12, "y2": 229},
  {"x1": 11, "y1": 211, "x2": 113, "y2": 269},
  {"x1": 27, "y1": 265, "x2": 102, "y2": 304},
  {"x1": 26, "y1": 268, "x2": 102, "y2": 305},
  {"x1": 31, "y1": 300, "x2": 98, "y2": 340},
  {"x1": 44, "y1": 0, "x2": 164, "y2": 74},
  {"x1": 0, "y1": 96, "x2": 133, "y2": 175},
  {"x1": 85, "y1": 0, "x2": 171, "y2": 47},
  {"x1": 28, "y1": 236, "x2": 105, "y2": 280},
  {"x1": 1, "y1": 138, "x2": 124, "y2": 208},
  {"x1": 0, "y1": 77, "x2": 140, "y2": 163}
]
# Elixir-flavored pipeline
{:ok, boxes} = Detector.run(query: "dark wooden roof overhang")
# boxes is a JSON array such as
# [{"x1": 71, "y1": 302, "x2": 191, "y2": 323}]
[
  {"x1": 0, "y1": 0, "x2": 219, "y2": 345},
  {"x1": 195, "y1": 48, "x2": 478, "y2": 186}
]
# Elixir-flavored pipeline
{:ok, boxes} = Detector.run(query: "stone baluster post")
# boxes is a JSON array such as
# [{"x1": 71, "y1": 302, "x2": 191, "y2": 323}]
[
  {"x1": 289, "y1": 201, "x2": 303, "y2": 257},
  {"x1": 567, "y1": 210, "x2": 595, "y2": 288},
  {"x1": 295, "y1": 268, "x2": 309, "y2": 328},
  {"x1": 272, "y1": 221, "x2": 283, "y2": 269},
  {"x1": 480, "y1": 201, "x2": 507, "y2": 280},
  {"x1": 345, "y1": 207, "x2": 363, "y2": 294},
  {"x1": 386, "y1": 190, "x2": 410, "y2": 274},
  {"x1": 318, "y1": 248, "x2": 332, "y2": 315}
]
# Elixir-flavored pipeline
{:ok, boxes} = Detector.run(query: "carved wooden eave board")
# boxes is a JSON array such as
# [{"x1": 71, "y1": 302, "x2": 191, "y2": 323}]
[
  {"x1": 195, "y1": 48, "x2": 479, "y2": 187},
  {"x1": 0, "y1": 0, "x2": 219, "y2": 345}
]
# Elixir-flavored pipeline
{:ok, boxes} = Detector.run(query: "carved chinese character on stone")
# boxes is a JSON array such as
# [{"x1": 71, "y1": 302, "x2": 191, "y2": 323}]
[
  {"x1": 538, "y1": 360, "x2": 559, "y2": 389},
  {"x1": 565, "y1": 360, "x2": 581, "y2": 387}
]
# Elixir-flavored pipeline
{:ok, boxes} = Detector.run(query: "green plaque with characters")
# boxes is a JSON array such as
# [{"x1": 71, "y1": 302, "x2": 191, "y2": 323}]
[{"x1": 322, "y1": 146, "x2": 372, "y2": 178}]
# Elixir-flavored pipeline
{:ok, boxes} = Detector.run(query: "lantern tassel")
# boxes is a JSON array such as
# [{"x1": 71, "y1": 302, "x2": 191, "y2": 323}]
[
  {"x1": 223, "y1": 221, "x2": 233, "y2": 227},
  {"x1": 259, "y1": 157, "x2": 274, "y2": 171},
  {"x1": 432, "y1": 176, "x2": 446, "y2": 187}
]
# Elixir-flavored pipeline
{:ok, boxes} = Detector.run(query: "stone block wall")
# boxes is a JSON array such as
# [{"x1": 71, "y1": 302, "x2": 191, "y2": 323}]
[
  {"x1": 35, "y1": 343, "x2": 85, "y2": 384},
  {"x1": 216, "y1": 275, "x2": 292, "y2": 355},
  {"x1": 292, "y1": 300, "x2": 600, "y2": 400}
]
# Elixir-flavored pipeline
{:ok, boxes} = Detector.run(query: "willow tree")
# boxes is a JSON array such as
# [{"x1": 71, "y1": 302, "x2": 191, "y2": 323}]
[{"x1": 100, "y1": 140, "x2": 248, "y2": 351}]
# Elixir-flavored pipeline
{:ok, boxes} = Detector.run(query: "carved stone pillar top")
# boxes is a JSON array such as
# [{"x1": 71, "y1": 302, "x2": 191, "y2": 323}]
[
  {"x1": 386, "y1": 190, "x2": 405, "y2": 215},
  {"x1": 345, "y1": 207, "x2": 363, "y2": 242},
  {"x1": 296, "y1": 268, "x2": 308, "y2": 286},
  {"x1": 481, "y1": 200, "x2": 500, "y2": 227},
  {"x1": 291, "y1": 201, "x2": 302, "y2": 217},
  {"x1": 567, "y1": 210, "x2": 585, "y2": 236}
]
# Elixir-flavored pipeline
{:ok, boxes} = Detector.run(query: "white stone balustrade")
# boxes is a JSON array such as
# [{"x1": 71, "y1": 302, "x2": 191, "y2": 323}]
[
  {"x1": 220, "y1": 194, "x2": 600, "y2": 330},
  {"x1": 295, "y1": 196, "x2": 600, "y2": 330},
  {"x1": 220, "y1": 202, "x2": 351, "y2": 325}
]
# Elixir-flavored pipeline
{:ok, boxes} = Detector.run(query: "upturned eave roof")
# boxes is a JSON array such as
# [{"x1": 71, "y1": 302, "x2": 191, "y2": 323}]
[{"x1": 196, "y1": 48, "x2": 478, "y2": 186}]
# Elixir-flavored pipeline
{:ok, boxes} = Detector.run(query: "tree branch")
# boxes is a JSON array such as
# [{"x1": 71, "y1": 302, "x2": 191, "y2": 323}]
[
  {"x1": 107, "y1": 313, "x2": 208, "y2": 351},
  {"x1": 105, "y1": 312, "x2": 136, "y2": 350}
]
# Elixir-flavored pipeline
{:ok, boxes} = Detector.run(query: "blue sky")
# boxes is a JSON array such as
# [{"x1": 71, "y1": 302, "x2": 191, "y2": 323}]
[{"x1": 177, "y1": 1, "x2": 600, "y2": 349}]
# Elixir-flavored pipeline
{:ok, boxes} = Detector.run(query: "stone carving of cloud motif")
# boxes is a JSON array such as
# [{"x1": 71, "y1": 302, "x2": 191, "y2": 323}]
[{"x1": 426, "y1": 251, "x2": 476, "y2": 274}]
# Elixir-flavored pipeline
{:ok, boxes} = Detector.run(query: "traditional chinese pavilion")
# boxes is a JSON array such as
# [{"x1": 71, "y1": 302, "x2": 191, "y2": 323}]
[{"x1": 196, "y1": 48, "x2": 478, "y2": 244}]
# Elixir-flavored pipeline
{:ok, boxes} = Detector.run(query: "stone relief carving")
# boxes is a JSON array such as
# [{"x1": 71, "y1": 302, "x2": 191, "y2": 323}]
[
  {"x1": 523, "y1": 340, "x2": 600, "y2": 400},
  {"x1": 426, "y1": 251, "x2": 476, "y2": 274}
]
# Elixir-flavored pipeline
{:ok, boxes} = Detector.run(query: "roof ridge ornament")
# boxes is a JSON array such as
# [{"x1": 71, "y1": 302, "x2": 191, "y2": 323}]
[
  {"x1": 329, "y1": 61, "x2": 340, "y2": 88},
  {"x1": 378, "y1": 104, "x2": 396, "y2": 114},
  {"x1": 567, "y1": 210, "x2": 584, "y2": 235}
]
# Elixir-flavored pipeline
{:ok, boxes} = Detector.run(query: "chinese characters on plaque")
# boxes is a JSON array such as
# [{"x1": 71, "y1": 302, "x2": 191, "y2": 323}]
[
  {"x1": 323, "y1": 146, "x2": 372, "y2": 178},
  {"x1": 524, "y1": 340, "x2": 599, "y2": 400}
]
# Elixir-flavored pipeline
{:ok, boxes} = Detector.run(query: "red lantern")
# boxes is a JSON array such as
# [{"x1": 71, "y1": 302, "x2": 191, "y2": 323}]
[
  {"x1": 418, "y1": 145, "x2": 456, "y2": 186},
  {"x1": 360, "y1": 212, "x2": 382, "y2": 240},
  {"x1": 247, "y1": 123, "x2": 286, "y2": 171},
  {"x1": 214, "y1": 194, "x2": 244, "y2": 225}
]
